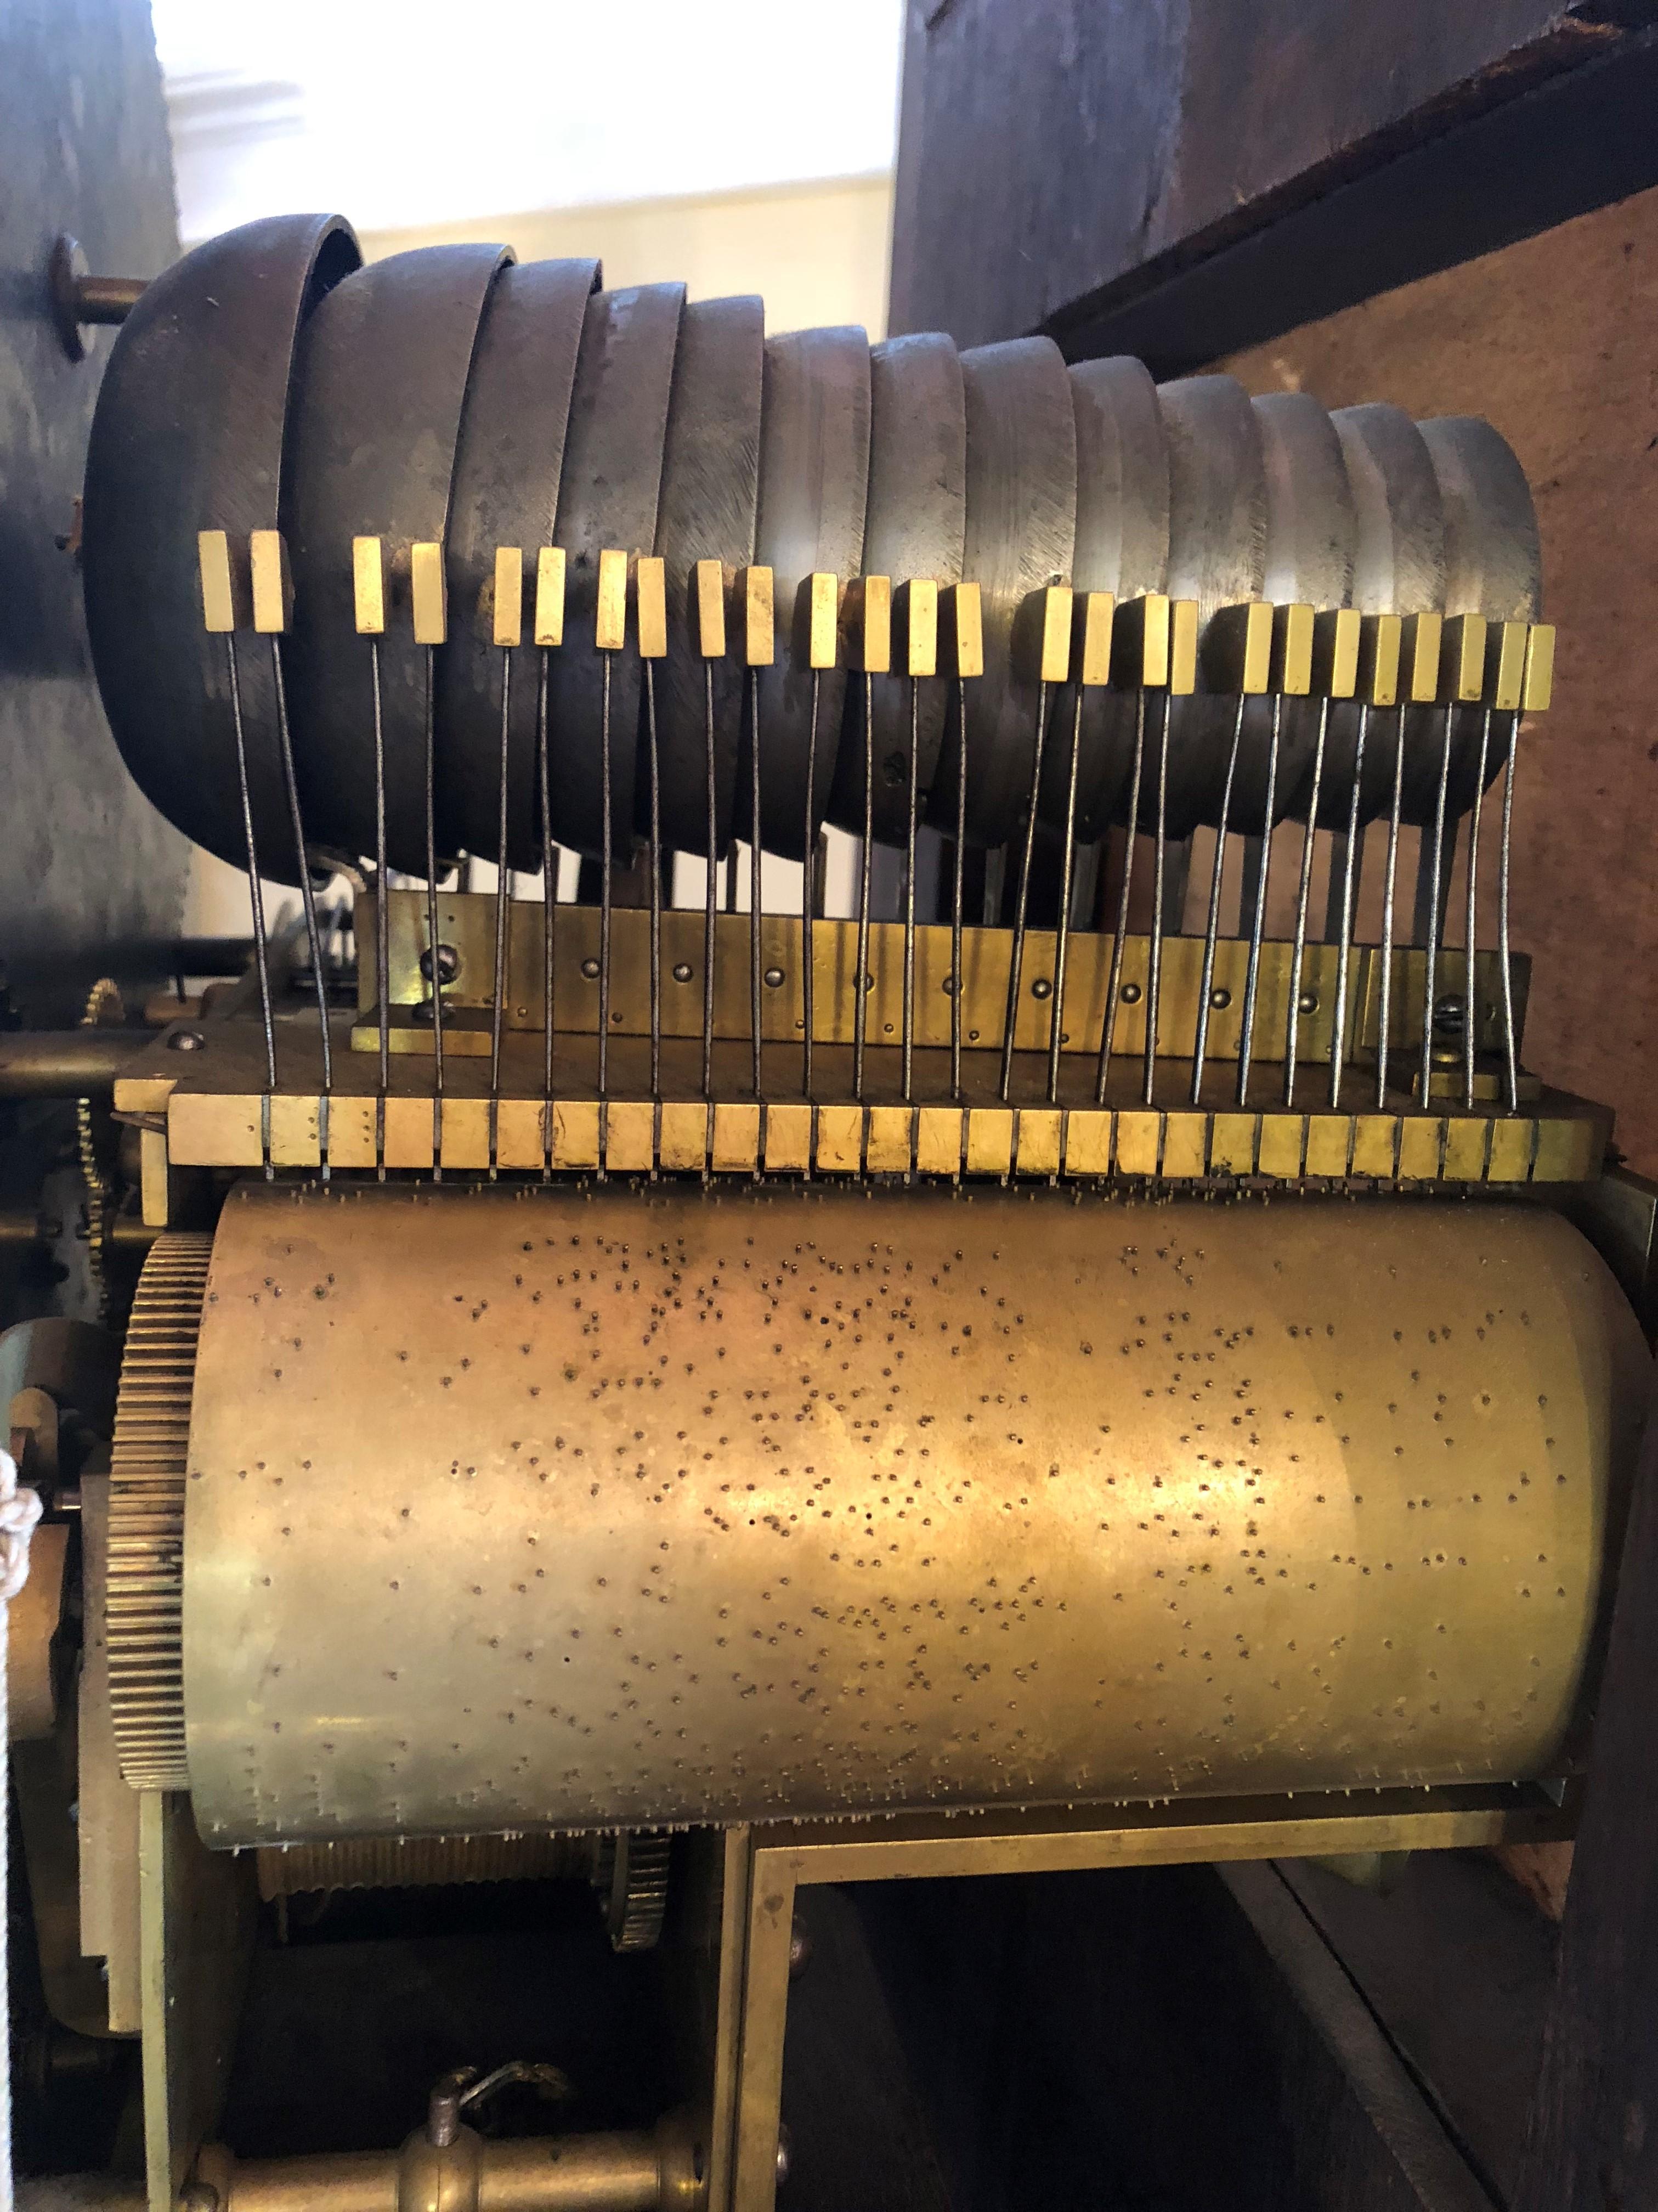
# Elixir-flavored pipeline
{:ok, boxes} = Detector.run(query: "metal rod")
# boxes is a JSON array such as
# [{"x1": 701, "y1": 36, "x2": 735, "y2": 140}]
[
  {"x1": 1419, "y1": 703, "x2": 1454, "y2": 1108},
  {"x1": 370, "y1": 636, "x2": 389, "y2": 1177},
  {"x1": 803, "y1": 669, "x2": 818, "y2": 1098},
  {"x1": 1462, "y1": 706, "x2": 1493, "y2": 1111},
  {"x1": 489, "y1": 646, "x2": 512, "y2": 1164},
  {"x1": 1047, "y1": 687, "x2": 1083, "y2": 1104},
  {"x1": 950, "y1": 681, "x2": 967, "y2": 1102},
  {"x1": 1142, "y1": 688, "x2": 1170, "y2": 1108},
  {"x1": 749, "y1": 670, "x2": 763, "y2": 1103},
  {"x1": 1284, "y1": 695, "x2": 1329, "y2": 1106},
  {"x1": 270, "y1": 635, "x2": 331, "y2": 1171},
  {"x1": 702, "y1": 663, "x2": 717, "y2": 1099},
  {"x1": 1096, "y1": 687, "x2": 1147, "y2": 1104},
  {"x1": 423, "y1": 642, "x2": 445, "y2": 1179},
  {"x1": 1236, "y1": 692, "x2": 1281, "y2": 1107},
  {"x1": 539, "y1": 648, "x2": 555, "y2": 1173},
  {"x1": 999, "y1": 683, "x2": 1050, "y2": 1102},
  {"x1": 903, "y1": 677, "x2": 921, "y2": 1103},
  {"x1": 645, "y1": 662, "x2": 663, "y2": 1101},
  {"x1": 1329, "y1": 702, "x2": 1368, "y2": 1110},
  {"x1": 225, "y1": 634, "x2": 276, "y2": 1174},
  {"x1": 854, "y1": 673, "x2": 875, "y2": 1103},
  {"x1": 1497, "y1": 709, "x2": 1521, "y2": 1111},
  {"x1": 1192, "y1": 695, "x2": 1244, "y2": 1104},
  {"x1": 1377, "y1": 703, "x2": 1406, "y2": 1106},
  {"x1": 598, "y1": 653, "x2": 613, "y2": 1102}
]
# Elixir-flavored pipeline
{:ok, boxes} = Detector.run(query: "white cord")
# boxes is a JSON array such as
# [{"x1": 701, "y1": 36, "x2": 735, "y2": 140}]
[{"x1": 0, "y1": 1444, "x2": 43, "y2": 2212}]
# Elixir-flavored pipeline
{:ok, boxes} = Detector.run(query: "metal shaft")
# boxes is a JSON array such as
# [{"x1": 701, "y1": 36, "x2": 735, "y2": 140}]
[
  {"x1": 539, "y1": 648, "x2": 556, "y2": 1173},
  {"x1": 1377, "y1": 704, "x2": 1406, "y2": 1105},
  {"x1": 1497, "y1": 709, "x2": 1522, "y2": 1111},
  {"x1": 1192, "y1": 696, "x2": 1244, "y2": 1104},
  {"x1": 702, "y1": 664, "x2": 717, "y2": 1100},
  {"x1": 1283, "y1": 696, "x2": 1329, "y2": 1105},
  {"x1": 1463, "y1": 707, "x2": 1493, "y2": 1110},
  {"x1": 1419, "y1": 704, "x2": 1455, "y2": 1107},
  {"x1": 854, "y1": 673, "x2": 875, "y2": 1103},
  {"x1": 749, "y1": 672, "x2": 764, "y2": 1104},
  {"x1": 1328, "y1": 702, "x2": 1368, "y2": 1110},
  {"x1": 489, "y1": 647, "x2": 513, "y2": 1166},
  {"x1": 224, "y1": 635, "x2": 277, "y2": 1167},
  {"x1": 803, "y1": 670, "x2": 819, "y2": 1099},
  {"x1": 422, "y1": 642, "x2": 445, "y2": 1179},
  {"x1": 1047, "y1": 689, "x2": 1083, "y2": 1104},
  {"x1": 1096, "y1": 688, "x2": 1147, "y2": 1104},
  {"x1": 950, "y1": 682, "x2": 967, "y2": 1102},
  {"x1": 999, "y1": 684, "x2": 1050, "y2": 1102},
  {"x1": 271, "y1": 636, "x2": 331, "y2": 1173},
  {"x1": 1236, "y1": 693, "x2": 1281, "y2": 1106},
  {"x1": 903, "y1": 679, "x2": 921, "y2": 1104},
  {"x1": 370, "y1": 636, "x2": 389, "y2": 1177},
  {"x1": 598, "y1": 653, "x2": 614, "y2": 1103},
  {"x1": 1142, "y1": 689, "x2": 1170, "y2": 1107},
  {"x1": 645, "y1": 663, "x2": 662, "y2": 1102}
]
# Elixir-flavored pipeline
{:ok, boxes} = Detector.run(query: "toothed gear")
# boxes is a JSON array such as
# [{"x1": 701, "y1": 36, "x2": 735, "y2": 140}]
[
  {"x1": 106, "y1": 1232, "x2": 212, "y2": 1788},
  {"x1": 591, "y1": 1830, "x2": 672, "y2": 1953}
]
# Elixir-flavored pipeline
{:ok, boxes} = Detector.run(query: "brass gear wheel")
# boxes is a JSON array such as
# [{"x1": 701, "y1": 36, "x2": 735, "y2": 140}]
[
  {"x1": 77, "y1": 977, "x2": 125, "y2": 1321},
  {"x1": 106, "y1": 1232, "x2": 212, "y2": 1788},
  {"x1": 590, "y1": 1831, "x2": 672, "y2": 1953}
]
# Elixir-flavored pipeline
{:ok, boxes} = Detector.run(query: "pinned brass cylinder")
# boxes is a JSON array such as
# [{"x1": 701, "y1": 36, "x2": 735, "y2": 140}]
[{"x1": 139, "y1": 1181, "x2": 1648, "y2": 1848}]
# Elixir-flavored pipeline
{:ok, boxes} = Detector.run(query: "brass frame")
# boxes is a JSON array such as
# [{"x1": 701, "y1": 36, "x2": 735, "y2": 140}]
[{"x1": 717, "y1": 1784, "x2": 1574, "y2": 2212}]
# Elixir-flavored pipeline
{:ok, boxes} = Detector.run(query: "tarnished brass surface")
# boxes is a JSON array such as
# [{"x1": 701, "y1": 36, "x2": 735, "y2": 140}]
[
  {"x1": 357, "y1": 889, "x2": 1526, "y2": 1065},
  {"x1": 199, "y1": 2111, "x2": 699, "y2": 2212},
  {"x1": 173, "y1": 1182, "x2": 1645, "y2": 1846}
]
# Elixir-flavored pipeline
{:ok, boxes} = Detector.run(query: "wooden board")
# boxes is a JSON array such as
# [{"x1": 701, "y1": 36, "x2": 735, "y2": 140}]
[
  {"x1": 890, "y1": 1, "x2": 1658, "y2": 360},
  {"x1": 1213, "y1": 180, "x2": 1658, "y2": 1176}
]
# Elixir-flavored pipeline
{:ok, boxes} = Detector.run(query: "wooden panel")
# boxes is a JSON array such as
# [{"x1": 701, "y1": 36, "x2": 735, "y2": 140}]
[
  {"x1": 890, "y1": 0, "x2": 1658, "y2": 357},
  {"x1": 1214, "y1": 181, "x2": 1658, "y2": 1173}
]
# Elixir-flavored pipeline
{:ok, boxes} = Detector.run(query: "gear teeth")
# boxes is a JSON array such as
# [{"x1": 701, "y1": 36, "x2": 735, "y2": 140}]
[
  {"x1": 593, "y1": 1830, "x2": 672, "y2": 1953},
  {"x1": 107, "y1": 1232, "x2": 212, "y2": 1789}
]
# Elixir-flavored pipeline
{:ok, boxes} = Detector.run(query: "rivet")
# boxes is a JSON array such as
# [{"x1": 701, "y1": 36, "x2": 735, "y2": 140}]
[{"x1": 672, "y1": 962, "x2": 693, "y2": 984}]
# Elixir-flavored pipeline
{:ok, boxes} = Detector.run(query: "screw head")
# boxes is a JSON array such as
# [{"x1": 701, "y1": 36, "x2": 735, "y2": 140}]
[
  {"x1": 166, "y1": 1028, "x2": 205, "y2": 1052},
  {"x1": 1209, "y1": 987, "x2": 1231, "y2": 1011},
  {"x1": 580, "y1": 957, "x2": 601, "y2": 981},
  {"x1": 418, "y1": 942, "x2": 460, "y2": 985},
  {"x1": 1297, "y1": 990, "x2": 1319, "y2": 1015},
  {"x1": 764, "y1": 967, "x2": 785, "y2": 989},
  {"x1": 1030, "y1": 978, "x2": 1052, "y2": 1000},
  {"x1": 672, "y1": 962, "x2": 693, "y2": 984},
  {"x1": 1120, "y1": 982, "x2": 1142, "y2": 1005}
]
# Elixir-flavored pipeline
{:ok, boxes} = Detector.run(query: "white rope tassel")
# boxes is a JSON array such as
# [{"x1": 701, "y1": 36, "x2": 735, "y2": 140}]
[{"x1": 0, "y1": 1444, "x2": 43, "y2": 2212}]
